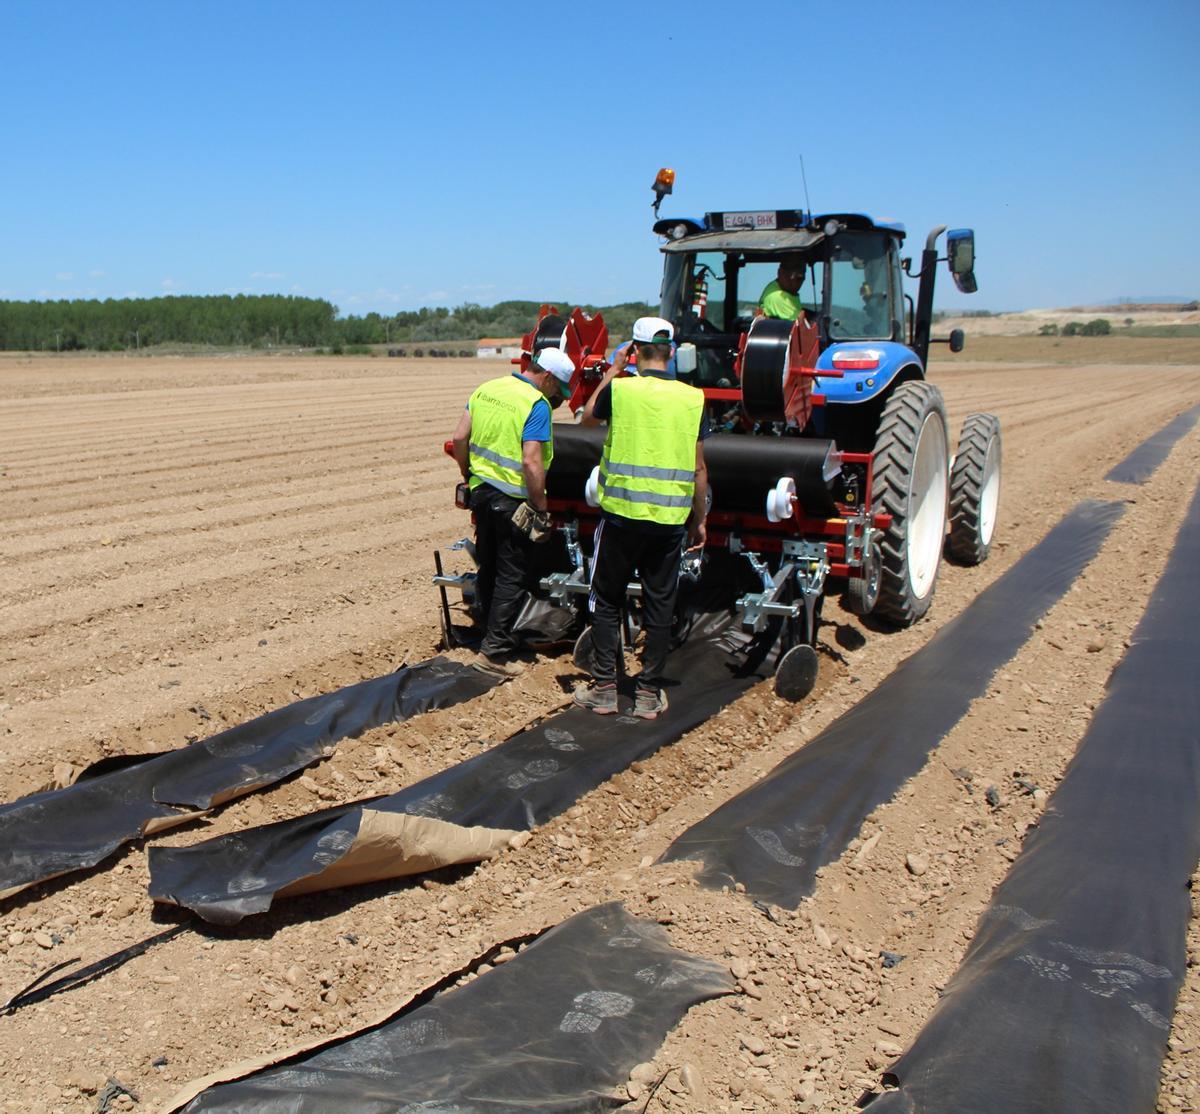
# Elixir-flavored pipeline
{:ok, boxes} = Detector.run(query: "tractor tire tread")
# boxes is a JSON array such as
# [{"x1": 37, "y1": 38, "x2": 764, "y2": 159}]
[
  {"x1": 871, "y1": 381, "x2": 949, "y2": 627},
  {"x1": 948, "y1": 412, "x2": 1002, "y2": 565}
]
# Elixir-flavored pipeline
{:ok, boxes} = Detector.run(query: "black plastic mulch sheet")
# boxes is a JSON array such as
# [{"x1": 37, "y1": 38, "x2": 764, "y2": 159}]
[
  {"x1": 661, "y1": 499, "x2": 1125, "y2": 907},
  {"x1": 0, "y1": 659, "x2": 494, "y2": 898},
  {"x1": 1105, "y1": 401, "x2": 1200, "y2": 484},
  {"x1": 174, "y1": 903, "x2": 733, "y2": 1113},
  {"x1": 871, "y1": 482, "x2": 1200, "y2": 1114},
  {"x1": 150, "y1": 612, "x2": 768, "y2": 923}
]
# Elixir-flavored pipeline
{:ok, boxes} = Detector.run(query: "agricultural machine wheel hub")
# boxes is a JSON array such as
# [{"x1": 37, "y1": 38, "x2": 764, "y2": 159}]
[{"x1": 909, "y1": 412, "x2": 950, "y2": 599}]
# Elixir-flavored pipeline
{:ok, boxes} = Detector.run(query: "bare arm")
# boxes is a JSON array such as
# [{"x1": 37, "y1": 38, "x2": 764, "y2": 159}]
[
  {"x1": 580, "y1": 345, "x2": 630, "y2": 426},
  {"x1": 451, "y1": 408, "x2": 472, "y2": 481},
  {"x1": 522, "y1": 440, "x2": 548, "y2": 512},
  {"x1": 687, "y1": 440, "x2": 708, "y2": 549}
]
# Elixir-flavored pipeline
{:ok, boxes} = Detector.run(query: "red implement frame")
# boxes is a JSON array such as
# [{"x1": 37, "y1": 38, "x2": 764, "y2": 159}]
[
  {"x1": 445, "y1": 310, "x2": 882, "y2": 582},
  {"x1": 534, "y1": 452, "x2": 888, "y2": 581},
  {"x1": 518, "y1": 305, "x2": 610, "y2": 414}
]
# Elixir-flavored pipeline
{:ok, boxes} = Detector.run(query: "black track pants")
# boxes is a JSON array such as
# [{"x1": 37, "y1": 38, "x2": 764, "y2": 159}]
[
  {"x1": 589, "y1": 516, "x2": 684, "y2": 690},
  {"x1": 471, "y1": 484, "x2": 535, "y2": 659}
]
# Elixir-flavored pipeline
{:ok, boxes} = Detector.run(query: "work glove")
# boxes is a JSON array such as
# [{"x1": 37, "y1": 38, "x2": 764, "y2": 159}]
[{"x1": 512, "y1": 502, "x2": 553, "y2": 544}]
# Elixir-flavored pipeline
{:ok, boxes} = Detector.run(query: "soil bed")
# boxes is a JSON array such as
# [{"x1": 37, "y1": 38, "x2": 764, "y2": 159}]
[{"x1": 1, "y1": 353, "x2": 1198, "y2": 1112}]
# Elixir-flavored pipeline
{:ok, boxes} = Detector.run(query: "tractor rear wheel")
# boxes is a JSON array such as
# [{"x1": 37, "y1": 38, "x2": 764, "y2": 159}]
[
  {"x1": 948, "y1": 413, "x2": 1002, "y2": 565},
  {"x1": 872, "y1": 381, "x2": 950, "y2": 627}
]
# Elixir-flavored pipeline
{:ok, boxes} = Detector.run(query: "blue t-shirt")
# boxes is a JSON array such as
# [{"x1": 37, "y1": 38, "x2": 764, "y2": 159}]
[{"x1": 516, "y1": 373, "x2": 553, "y2": 442}]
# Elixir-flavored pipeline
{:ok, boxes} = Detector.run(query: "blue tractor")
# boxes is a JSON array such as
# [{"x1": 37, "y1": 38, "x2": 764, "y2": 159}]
[
  {"x1": 646, "y1": 171, "x2": 1001, "y2": 627},
  {"x1": 435, "y1": 173, "x2": 1002, "y2": 699}
]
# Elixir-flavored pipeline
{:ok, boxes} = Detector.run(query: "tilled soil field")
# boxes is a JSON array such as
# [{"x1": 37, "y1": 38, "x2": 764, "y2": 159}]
[{"x1": 1, "y1": 352, "x2": 1198, "y2": 1112}]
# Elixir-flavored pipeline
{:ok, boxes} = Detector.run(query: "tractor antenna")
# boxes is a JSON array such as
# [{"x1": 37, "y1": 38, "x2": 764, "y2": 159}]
[{"x1": 799, "y1": 154, "x2": 813, "y2": 222}]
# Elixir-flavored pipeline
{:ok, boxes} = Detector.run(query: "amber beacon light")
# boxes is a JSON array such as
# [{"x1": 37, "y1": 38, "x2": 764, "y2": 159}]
[{"x1": 651, "y1": 167, "x2": 675, "y2": 215}]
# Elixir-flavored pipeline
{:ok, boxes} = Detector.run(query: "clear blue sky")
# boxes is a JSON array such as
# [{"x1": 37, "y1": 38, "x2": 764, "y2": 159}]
[{"x1": 2, "y1": 0, "x2": 1196, "y2": 315}]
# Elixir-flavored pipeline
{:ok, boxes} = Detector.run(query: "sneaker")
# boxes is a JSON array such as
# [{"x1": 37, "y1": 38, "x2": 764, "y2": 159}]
[
  {"x1": 470, "y1": 652, "x2": 524, "y2": 678},
  {"x1": 572, "y1": 682, "x2": 618, "y2": 715},
  {"x1": 633, "y1": 687, "x2": 668, "y2": 720}
]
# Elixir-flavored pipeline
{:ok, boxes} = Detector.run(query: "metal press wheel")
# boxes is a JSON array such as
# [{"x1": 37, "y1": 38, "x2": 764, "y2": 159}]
[
  {"x1": 774, "y1": 643, "x2": 819, "y2": 702},
  {"x1": 844, "y1": 535, "x2": 882, "y2": 617},
  {"x1": 573, "y1": 626, "x2": 597, "y2": 673}
]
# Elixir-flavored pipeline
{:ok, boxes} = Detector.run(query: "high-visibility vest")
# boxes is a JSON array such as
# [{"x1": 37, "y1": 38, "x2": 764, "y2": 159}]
[
  {"x1": 599, "y1": 376, "x2": 703, "y2": 525},
  {"x1": 467, "y1": 375, "x2": 553, "y2": 499},
  {"x1": 760, "y1": 280, "x2": 807, "y2": 320}
]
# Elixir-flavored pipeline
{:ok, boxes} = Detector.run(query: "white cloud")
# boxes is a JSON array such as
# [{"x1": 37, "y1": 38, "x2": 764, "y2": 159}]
[
  {"x1": 334, "y1": 286, "x2": 416, "y2": 307},
  {"x1": 160, "y1": 277, "x2": 183, "y2": 291},
  {"x1": 36, "y1": 287, "x2": 100, "y2": 299},
  {"x1": 55, "y1": 271, "x2": 74, "y2": 281},
  {"x1": 89, "y1": 269, "x2": 105, "y2": 278}
]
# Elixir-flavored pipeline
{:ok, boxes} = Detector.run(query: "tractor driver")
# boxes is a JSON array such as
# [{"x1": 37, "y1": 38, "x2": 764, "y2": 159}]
[
  {"x1": 450, "y1": 347, "x2": 575, "y2": 678},
  {"x1": 758, "y1": 256, "x2": 812, "y2": 321},
  {"x1": 574, "y1": 317, "x2": 709, "y2": 720}
]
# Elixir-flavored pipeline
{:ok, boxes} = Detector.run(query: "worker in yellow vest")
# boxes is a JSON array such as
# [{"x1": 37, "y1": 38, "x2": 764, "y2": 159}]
[
  {"x1": 450, "y1": 347, "x2": 575, "y2": 677},
  {"x1": 758, "y1": 255, "x2": 812, "y2": 321},
  {"x1": 574, "y1": 318, "x2": 709, "y2": 719}
]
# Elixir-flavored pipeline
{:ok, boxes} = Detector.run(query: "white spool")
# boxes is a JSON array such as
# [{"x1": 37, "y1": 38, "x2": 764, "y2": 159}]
[
  {"x1": 765, "y1": 476, "x2": 796, "y2": 523},
  {"x1": 585, "y1": 466, "x2": 601, "y2": 507}
]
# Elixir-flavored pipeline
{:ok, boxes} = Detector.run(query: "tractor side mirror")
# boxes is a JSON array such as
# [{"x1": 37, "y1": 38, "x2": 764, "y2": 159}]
[
  {"x1": 946, "y1": 229, "x2": 977, "y2": 294},
  {"x1": 948, "y1": 328, "x2": 965, "y2": 353}
]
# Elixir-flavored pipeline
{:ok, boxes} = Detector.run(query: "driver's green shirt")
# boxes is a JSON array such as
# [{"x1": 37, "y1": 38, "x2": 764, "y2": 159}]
[{"x1": 759, "y1": 280, "x2": 807, "y2": 320}]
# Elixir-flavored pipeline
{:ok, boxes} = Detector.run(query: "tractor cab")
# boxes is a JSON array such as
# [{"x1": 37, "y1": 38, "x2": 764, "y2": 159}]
[{"x1": 655, "y1": 211, "x2": 908, "y2": 392}]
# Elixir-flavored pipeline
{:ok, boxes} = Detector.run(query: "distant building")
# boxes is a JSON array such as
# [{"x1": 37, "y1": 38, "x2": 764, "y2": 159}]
[{"x1": 475, "y1": 336, "x2": 522, "y2": 359}]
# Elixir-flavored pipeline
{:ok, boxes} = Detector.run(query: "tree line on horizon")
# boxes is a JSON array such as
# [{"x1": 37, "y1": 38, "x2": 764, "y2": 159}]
[{"x1": 0, "y1": 295, "x2": 658, "y2": 352}]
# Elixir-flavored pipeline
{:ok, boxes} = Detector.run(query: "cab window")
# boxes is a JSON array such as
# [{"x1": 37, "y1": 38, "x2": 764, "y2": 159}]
[
  {"x1": 827, "y1": 231, "x2": 893, "y2": 340},
  {"x1": 735, "y1": 260, "x2": 819, "y2": 321},
  {"x1": 688, "y1": 252, "x2": 727, "y2": 329}
]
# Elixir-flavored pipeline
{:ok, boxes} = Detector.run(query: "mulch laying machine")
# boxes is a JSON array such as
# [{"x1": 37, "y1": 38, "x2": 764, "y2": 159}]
[{"x1": 436, "y1": 171, "x2": 1001, "y2": 701}]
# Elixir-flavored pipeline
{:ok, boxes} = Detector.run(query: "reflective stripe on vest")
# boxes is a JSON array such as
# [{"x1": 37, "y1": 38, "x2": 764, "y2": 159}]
[
  {"x1": 599, "y1": 376, "x2": 703, "y2": 525},
  {"x1": 466, "y1": 375, "x2": 553, "y2": 499}
]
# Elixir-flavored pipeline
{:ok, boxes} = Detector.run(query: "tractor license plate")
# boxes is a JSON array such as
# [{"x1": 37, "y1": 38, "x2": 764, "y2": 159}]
[{"x1": 722, "y1": 210, "x2": 777, "y2": 231}]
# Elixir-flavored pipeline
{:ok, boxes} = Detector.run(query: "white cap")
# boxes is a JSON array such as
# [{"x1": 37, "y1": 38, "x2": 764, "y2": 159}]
[
  {"x1": 631, "y1": 316, "x2": 674, "y2": 344},
  {"x1": 531, "y1": 347, "x2": 575, "y2": 384}
]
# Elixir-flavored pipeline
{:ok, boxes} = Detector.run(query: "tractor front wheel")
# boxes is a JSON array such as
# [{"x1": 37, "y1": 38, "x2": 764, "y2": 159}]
[
  {"x1": 948, "y1": 413, "x2": 1002, "y2": 565},
  {"x1": 872, "y1": 381, "x2": 950, "y2": 627}
]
